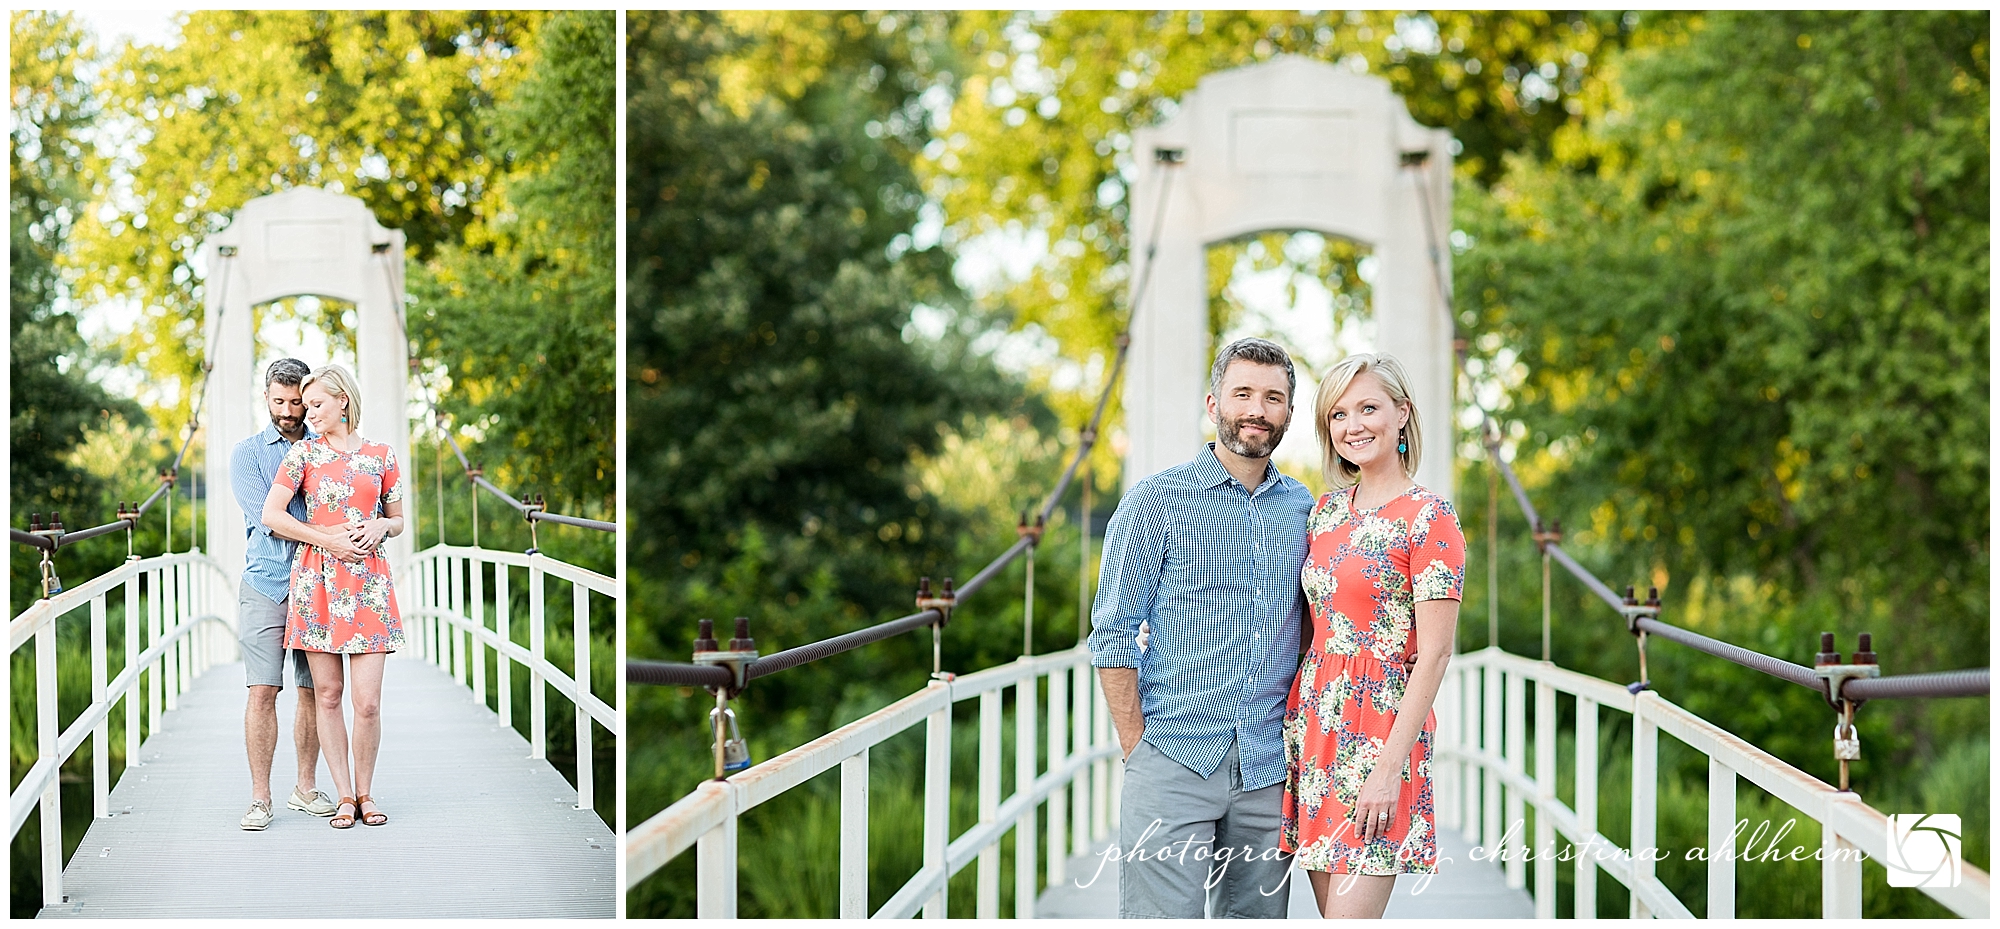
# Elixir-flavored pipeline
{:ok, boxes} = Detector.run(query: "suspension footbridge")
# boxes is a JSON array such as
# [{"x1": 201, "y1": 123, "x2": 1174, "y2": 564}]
[
  {"x1": 11, "y1": 188, "x2": 620, "y2": 918},
  {"x1": 629, "y1": 60, "x2": 1989, "y2": 920}
]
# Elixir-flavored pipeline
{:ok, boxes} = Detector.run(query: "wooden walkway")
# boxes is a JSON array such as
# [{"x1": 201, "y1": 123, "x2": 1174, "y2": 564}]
[
  {"x1": 40, "y1": 657, "x2": 614, "y2": 918},
  {"x1": 1038, "y1": 825, "x2": 1534, "y2": 919}
]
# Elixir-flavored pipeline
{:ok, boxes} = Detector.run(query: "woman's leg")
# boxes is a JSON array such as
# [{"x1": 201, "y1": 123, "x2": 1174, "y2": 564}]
[
  {"x1": 306, "y1": 652, "x2": 352, "y2": 801},
  {"x1": 348, "y1": 653, "x2": 386, "y2": 816},
  {"x1": 1308, "y1": 870, "x2": 1395, "y2": 919}
]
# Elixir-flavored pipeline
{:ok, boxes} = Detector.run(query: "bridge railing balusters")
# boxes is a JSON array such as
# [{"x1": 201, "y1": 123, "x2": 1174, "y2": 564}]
[
  {"x1": 496, "y1": 561, "x2": 512, "y2": 730},
  {"x1": 975, "y1": 687, "x2": 1003, "y2": 918},
  {"x1": 839, "y1": 747, "x2": 870, "y2": 918},
  {"x1": 529, "y1": 561, "x2": 547, "y2": 760},
  {"x1": 573, "y1": 581, "x2": 594, "y2": 813},
  {"x1": 1707, "y1": 757, "x2": 1736, "y2": 918},
  {"x1": 1574, "y1": 693, "x2": 1599, "y2": 919}
]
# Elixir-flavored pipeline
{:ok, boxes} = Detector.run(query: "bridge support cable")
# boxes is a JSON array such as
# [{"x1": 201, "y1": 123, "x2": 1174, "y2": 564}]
[
  {"x1": 629, "y1": 153, "x2": 1185, "y2": 700},
  {"x1": 1408, "y1": 157, "x2": 1988, "y2": 802},
  {"x1": 372, "y1": 251, "x2": 616, "y2": 544}
]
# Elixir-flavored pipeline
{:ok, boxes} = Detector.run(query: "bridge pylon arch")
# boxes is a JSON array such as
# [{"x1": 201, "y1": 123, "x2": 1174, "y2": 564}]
[
  {"x1": 1126, "y1": 57, "x2": 1456, "y2": 499},
  {"x1": 198, "y1": 187, "x2": 415, "y2": 597}
]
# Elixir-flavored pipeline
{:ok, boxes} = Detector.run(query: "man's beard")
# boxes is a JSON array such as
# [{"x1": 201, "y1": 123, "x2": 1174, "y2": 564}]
[
  {"x1": 1218, "y1": 413, "x2": 1287, "y2": 459},
  {"x1": 272, "y1": 414, "x2": 304, "y2": 437}
]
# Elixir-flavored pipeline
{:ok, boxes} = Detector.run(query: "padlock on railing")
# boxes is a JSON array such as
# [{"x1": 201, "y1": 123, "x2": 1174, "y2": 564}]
[
  {"x1": 712, "y1": 705, "x2": 752, "y2": 773},
  {"x1": 1833, "y1": 722, "x2": 1861, "y2": 761}
]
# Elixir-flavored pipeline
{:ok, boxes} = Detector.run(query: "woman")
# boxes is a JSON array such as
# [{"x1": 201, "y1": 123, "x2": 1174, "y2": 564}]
[
  {"x1": 1280, "y1": 353, "x2": 1466, "y2": 918},
  {"x1": 261, "y1": 363, "x2": 406, "y2": 830}
]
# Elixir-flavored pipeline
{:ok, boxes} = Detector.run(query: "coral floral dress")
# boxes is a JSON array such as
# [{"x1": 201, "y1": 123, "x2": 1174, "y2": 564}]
[
  {"x1": 1281, "y1": 483, "x2": 1465, "y2": 874},
  {"x1": 277, "y1": 435, "x2": 406, "y2": 654}
]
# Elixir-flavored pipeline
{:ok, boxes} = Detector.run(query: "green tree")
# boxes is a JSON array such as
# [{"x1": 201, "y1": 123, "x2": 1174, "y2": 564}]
[{"x1": 411, "y1": 10, "x2": 616, "y2": 512}]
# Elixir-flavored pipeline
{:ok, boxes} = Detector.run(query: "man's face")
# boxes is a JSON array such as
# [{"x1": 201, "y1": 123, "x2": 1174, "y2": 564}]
[
  {"x1": 1206, "y1": 360, "x2": 1292, "y2": 460},
  {"x1": 265, "y1": 381, "x2": 305, "y2": 438}
]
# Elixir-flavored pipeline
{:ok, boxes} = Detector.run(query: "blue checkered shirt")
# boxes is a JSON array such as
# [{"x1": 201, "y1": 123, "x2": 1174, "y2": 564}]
[
  {"x1": 229, "y1": 423, "x2": 312, "y2": 604},
  {"x1": 1088, "y1": 443, "x2": 1313, "y2": 790}
]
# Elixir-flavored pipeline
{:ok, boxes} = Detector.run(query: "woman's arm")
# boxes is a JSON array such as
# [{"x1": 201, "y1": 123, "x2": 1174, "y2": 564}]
[
  {"x1": 349, "y1": 499, "x2": 405, "y2": 550},
  {"x1": 1350, "y1": 598, "x2": 1458, "y2": 843},
  {"x1": 263, "y1": 480, "x2": 367, "y2": 562}
]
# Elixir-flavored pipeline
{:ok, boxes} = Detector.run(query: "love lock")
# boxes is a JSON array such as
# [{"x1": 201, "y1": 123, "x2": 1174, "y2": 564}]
[
  {"x1": 1833, "y1": 722, "x2": 1861, "y2": 761},
  {"x1": 711, "y1": 705, "x2": 753, "y2": 773}
]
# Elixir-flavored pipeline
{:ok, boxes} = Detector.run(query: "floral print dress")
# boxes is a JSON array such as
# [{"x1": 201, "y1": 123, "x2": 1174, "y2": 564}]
[
  {"x1": 276, "y1": 436, "x2": 406, "y2": 654},
  {"x1": 1281, "y1": 483, "x2": 1465, "y2": 874}
]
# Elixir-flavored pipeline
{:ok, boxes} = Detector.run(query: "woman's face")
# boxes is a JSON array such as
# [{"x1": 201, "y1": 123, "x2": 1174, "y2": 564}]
[
  {"x1": 1326, "y1": 371, "x2": 1408, "y2": 473},
  {"x1": 301, "y1": 381, "x2": 346, "y2": 435}
]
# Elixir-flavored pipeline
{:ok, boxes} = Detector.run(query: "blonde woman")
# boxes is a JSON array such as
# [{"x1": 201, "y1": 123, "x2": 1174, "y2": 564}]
[
  {"x1": 1280, "y1": 353, "x2": 1466, "y2": 918},
  {"x1": 260, "y1": 363, "x2": 406, "y2": 830}
]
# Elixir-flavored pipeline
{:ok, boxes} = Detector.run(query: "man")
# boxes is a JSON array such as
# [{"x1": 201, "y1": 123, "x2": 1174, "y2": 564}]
[
  {"x1": 1089, "y1": 337, "x2": 1315, "y2": 918},
  {"x1": 228, "y1": 357, "x2": 356, "y2": 829}
]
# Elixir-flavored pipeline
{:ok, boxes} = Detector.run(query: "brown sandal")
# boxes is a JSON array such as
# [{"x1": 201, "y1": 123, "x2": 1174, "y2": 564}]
[
  {"x1": 356, "y1": 794, "x2": 388, "y2": 826},
  {"x1": 331, "y1": 797, "x2": 358, "y2": 829}
]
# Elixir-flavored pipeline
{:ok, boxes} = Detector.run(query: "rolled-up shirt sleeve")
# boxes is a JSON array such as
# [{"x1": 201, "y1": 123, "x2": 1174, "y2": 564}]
[
  {"x1": 229, "y1": 438, "x2": 274, "y2": 539},
  {"x1": 1088, "y1": 479, "x2": 1166, "y2": 669}
]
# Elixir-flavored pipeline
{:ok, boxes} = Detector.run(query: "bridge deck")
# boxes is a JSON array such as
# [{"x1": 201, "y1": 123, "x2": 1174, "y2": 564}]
[
  {"x1": 39, "y1": 657, "x2": 614, "y2": 918},
  {"x1": 1037, "y1": 825, "x2": 1533, "y2": 919}
]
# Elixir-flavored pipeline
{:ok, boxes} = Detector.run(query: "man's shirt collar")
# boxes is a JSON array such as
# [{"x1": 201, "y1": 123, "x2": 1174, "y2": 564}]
[
  {"x1": 259, "y1": 422, "x2": 314, "y2": 445},
  {"x1": 1198, "y1": 441, "x2": 1280, "y2": 493}
]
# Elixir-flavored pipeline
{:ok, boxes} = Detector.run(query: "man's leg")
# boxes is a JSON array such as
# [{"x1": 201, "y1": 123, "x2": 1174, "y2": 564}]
[
  {"x1": 291, "y1": 649, "x2": 320, "y2": 793},
  {"x1": 244, "y1": 685, "x2": 279, "y2": 804},
  {"x1": 1118, "y1": 740, "x2": 1227, "y2": 918},
  {"x1": 237, "y1": 581, "x2": 288, "y2": 810},
  {"x1": 1210, "y1": 739, "x2": 1292, "y2": 918}
]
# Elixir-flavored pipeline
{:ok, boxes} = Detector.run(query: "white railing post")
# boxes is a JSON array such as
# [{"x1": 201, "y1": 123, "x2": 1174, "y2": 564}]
[
  {"x1": 1631, "y1": 700, "x2": 1658, "y2": 919},
  {"x1": 1575, "y1": 695, "x2": 1599, "y2": 919},
  {"x1": 1821, "y1": 793, "x2": 1864, "y2": 918},
  {"x1": 164, "y1": 564, "x2": 181, "y2": 710},
  {"x1": 148, "y1": 568, "x2": 164, "y2": 737},
  {"x1": 177, "y1": 561, "x2": 193, "y2": 699},
  {"x1": 923, "y1": 682, "x2": 952, "y2": 918},
  {"x1": 91, "y1": 595, "x2": 110, "y2": 819},
  {"x1": 1072, "y1": 662, "x2": 1092, "y2": 858},
  {"x1": 125, "y1": 574, "x2": 141, "y2": 769},
  {"x1": 1046, "y1": 663, "x2": 1069, "y2": 886},
  {"x1": 1534, "y1": 678, "x2": 1556, "y2": 917},
  {"x1": 449, "y1": 553, "x2": 466, "y2": 685},
  {"x1": 696, "y1": 818, "x2": 738, "y2": 918},
  {"x1": 977, "y1": 688, "x2": 1002, "y2": 918},
  {"x1": 1015, "y1": 675, "x2": 1039, "y2": 919},
  {"x1": 1708, "y1": 758, "x2": 1736, "y2": 918},
  {"x1": 1481, "y1": 662, "x2": 1500, "y2": 853},
  {"x1": 529, "y1": 562, "x2": 547, "y2": 759},
  {"x1": 1505, "y1": 667, "x2": 1526, "y2": 889},
  {"x1": 38, "y1": 619, "x2": 62, "y2": 907},
  {"x1": 573, "y1": 583, "x2": 594, "y2": 812},
  {"x1": 496, "y1": 562, "x2": 512, "y2": 730},
  {"x1": 472, "y1": 554, "x2": 487, "y2": 708},
  {"x1": 1436, "y1": 666, "x2": 1460, "y2": 832},
  {"x1": 840, "y1": 748, "x2": 870, "y2": 918}
]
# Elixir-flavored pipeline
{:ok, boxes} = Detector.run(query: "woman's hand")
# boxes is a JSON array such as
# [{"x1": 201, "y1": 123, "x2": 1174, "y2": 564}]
[
  {"x1": 346, "y1": 518, "x2": 390, "y2": 553},
  {"x1": 1351, "y1": 764, "x2": 1400, "y2": 844}
]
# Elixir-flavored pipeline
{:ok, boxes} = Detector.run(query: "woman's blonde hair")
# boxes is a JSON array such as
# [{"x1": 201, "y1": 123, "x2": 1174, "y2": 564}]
[
  {"x1": 300, "y1": 363, "x2": 363, "y2": 432},
  {"x1": 1313, "y1": 352, "x2": 1422, "y2": 489}
]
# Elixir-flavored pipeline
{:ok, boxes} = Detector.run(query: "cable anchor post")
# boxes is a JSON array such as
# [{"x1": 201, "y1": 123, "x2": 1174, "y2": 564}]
[
  {"x1": 522, "y1": 494, "x2": 546, "y2": 555},
  {"x1": 1812, "y1": 631, "x2": 1879, "y2": 793},
  {"x1": 917, "y1": 576, "x2": 957, "y2": 680},
  {"x1": 466, "y1": 465, "x2": 483, "y2": 549},
  {"x1": 1018, "y1": 514, "x2": 1044, "y2": 657},
  {"x1": 1531, "y1": 519, "x2": 1562, "y2": 663},
  {"x1": 693, "y1": 617, "x2": 758, "y2": 779},
  {"x1": 1621, "y1": 586, "x2": 1660, "y2": 693},
  {"x1": 117, "y1": 501, "x2": 142, "y2": 561}
]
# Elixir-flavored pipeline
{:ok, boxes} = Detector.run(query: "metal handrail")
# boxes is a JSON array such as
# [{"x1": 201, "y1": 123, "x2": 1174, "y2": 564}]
[
  {"x1": 1439, "y1": 647, "x2": 1991, "y2": 919},
  {"x1": 10, "y1": 551, "x2": 238, "y2": 908},
  {"x1": 402, "y1": 544, "x2": 621, "y2": 816},
  {"x1": 631, "y1": 645, "x2": 1117, "y2": 920}
]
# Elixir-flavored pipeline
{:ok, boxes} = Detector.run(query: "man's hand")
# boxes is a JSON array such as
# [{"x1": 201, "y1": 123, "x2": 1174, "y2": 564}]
[
  {"x1": 316, "y1": 527, "x2": 369, "y2": 563},
  {"x1": 346, "y1": 518, "x2": 390, "y2": 552},
  {"x1": 1119, "y1": 720, "x2": 1145, "y2": 761}
]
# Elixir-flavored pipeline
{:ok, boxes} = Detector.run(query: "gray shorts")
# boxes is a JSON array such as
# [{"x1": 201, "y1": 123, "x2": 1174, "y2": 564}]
[
  {"x1": 1118, "y1": 737, "x2": 1292, "y2": 919},
  {"x1": 238, "y1": 580, "x2": 314, "y2": 690}
]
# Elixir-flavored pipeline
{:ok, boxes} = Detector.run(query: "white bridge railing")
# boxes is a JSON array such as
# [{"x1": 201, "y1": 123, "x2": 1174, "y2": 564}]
[
  {"x1": 400, "y1": 543, "x2": 621, "y2": 815},
  {"x1": 1438, "y1": 646, "x2": 1991, "y2": 919},
  {"x1": 9, "y1": 550, "x2": 239, "y2": 908},
  {"x1": 631, "y1": 644, "x2": 1120, "y2": 918}
]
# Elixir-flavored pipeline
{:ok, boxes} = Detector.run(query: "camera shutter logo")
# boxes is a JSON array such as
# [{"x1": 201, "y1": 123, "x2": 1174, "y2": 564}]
[{"x1": 1885, "y1": 814, "x2": 1961, "y2": 888}]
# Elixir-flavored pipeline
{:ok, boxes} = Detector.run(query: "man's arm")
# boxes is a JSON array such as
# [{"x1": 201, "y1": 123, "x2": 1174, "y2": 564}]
[
  {"x1": 227, "y1": 440, "x2": 303, "y2": 542},
  {"x1": 1085, "y1": 482, "x2": 1166, "y2": 760}
]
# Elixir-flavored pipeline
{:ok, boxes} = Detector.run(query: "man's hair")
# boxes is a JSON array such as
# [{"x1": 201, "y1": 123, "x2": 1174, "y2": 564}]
[
  {"x1": 1208, "y1": 337, "x2": 1296, "y2": 406},
  {"x1": 265, "y1": 357, "x2": 311, "y2": 389}
]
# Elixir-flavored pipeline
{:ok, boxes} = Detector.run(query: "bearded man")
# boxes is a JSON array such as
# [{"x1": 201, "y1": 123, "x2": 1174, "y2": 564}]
[{"x1": 1088, "y1": 337, "x2": 1314, "y2": 918}]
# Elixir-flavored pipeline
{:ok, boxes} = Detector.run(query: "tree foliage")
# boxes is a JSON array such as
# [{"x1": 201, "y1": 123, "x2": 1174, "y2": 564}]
[{"x1": 1460, "y1": 11, "x2": 1989, "y2": 674}]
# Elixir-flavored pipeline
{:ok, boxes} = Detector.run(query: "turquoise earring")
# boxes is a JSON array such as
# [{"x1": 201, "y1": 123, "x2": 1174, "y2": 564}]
[{"x1": 1397, "y1": 429, "x2": 1407, "y2": 455}]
